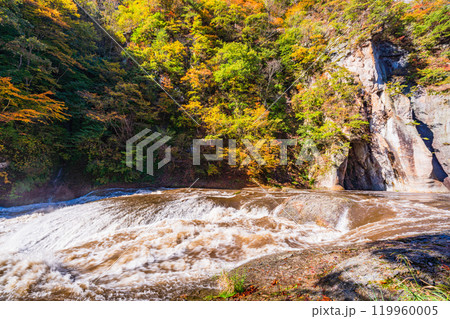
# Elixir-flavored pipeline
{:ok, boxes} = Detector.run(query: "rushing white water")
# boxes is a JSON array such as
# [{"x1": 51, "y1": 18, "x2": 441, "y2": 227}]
[{"x1": 0, "y1": 188, "x2": 449, "y2": 300}]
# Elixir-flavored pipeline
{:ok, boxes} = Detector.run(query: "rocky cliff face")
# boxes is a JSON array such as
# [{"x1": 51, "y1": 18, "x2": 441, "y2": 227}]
[{"x1": 317, "y1": 41, "x2": 449, "y2": 192}]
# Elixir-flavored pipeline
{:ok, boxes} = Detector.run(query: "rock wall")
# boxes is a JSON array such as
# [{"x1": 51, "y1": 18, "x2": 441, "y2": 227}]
[
  {"x1": 412, "y1": 94, "x2": 450, "y2": 186},
  {"x1": 318, "y1": 41, "x2": 449, "y2": 192}
]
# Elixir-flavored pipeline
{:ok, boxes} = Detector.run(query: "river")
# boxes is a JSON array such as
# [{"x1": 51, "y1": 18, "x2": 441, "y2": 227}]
[{"x1": 0, "y1": 188, "x2": 449, "y2": 300}]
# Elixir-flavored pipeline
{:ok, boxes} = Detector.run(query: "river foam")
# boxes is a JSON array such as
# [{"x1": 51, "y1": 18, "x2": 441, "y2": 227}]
[{"x1": 0, "y1": 188, "x2": 449, "y2": 300}]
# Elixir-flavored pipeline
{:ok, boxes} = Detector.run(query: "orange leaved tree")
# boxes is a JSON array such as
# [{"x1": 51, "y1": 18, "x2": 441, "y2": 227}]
[{"x1": 0, "y1": 77, "x2": 67, "y2": 123}]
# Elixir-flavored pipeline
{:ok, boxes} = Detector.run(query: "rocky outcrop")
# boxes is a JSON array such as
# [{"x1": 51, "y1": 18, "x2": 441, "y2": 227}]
[
  {"x1": 321, "y1": 41, "x2": 449, "y2": 192},
  {"x1": 314, "y1": 147, "x2": 348, "y2": 190},
  {"x1": 412, "y1": 93, "x2": 450, "y2": 186}
]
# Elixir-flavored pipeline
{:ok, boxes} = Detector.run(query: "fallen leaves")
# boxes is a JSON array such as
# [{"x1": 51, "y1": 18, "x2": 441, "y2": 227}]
[{"x1": 320, "y1": 295, "x2": 332, "y2": 301}]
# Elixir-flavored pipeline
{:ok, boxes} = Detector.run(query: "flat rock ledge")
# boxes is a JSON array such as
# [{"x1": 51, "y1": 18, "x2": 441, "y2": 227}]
[{"x1": 177, "y1": 233, "x2": 450, "y2": 301}]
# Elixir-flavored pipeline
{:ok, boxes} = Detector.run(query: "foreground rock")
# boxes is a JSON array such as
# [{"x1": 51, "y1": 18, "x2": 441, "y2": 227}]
[{"x1": 179, "y1": 233, "x2": 450, "y2": 301}]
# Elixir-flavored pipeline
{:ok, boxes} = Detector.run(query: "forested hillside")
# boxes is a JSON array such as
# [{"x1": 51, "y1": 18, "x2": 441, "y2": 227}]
[{"x1": 0, "y1": 0, "x2": 449, "y2": 202}]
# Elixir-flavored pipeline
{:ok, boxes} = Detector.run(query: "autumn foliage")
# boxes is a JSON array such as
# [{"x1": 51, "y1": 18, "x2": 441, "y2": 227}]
[
  {"x1": 0, "y1": 0, "x2": 448, "y2": 199},
  {"x1": 0, "y1": 77, "x2": 67, "y2": 123}
]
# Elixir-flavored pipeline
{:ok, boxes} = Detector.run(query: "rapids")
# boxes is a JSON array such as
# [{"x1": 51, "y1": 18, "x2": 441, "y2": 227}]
[{"x1": 0, "y1": 188, "x2": 449, "y2": 300}]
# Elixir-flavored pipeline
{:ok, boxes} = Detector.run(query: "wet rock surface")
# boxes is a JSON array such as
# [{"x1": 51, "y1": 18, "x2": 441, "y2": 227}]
[{"x1": 280, "y1": 194, "x2": 352, "y2": 228}]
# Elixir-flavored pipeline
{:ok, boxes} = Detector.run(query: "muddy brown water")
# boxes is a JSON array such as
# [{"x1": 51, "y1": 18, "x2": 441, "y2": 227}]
[{"x1": 0, "y1": 188, "x2": 449, "y2": 300}]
